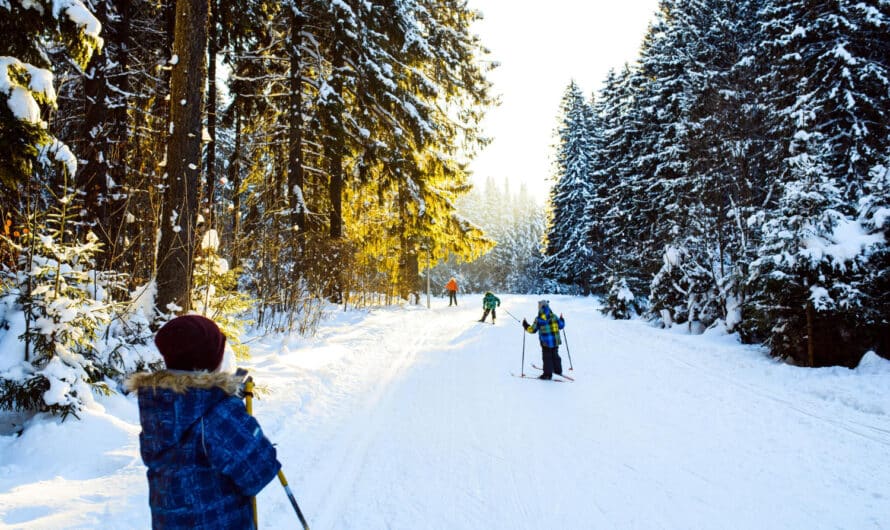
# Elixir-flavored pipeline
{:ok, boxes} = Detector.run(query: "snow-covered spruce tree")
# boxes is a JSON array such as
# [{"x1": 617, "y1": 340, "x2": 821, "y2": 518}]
[
  {"x1": 742, "y1": 0, "x2": 890, "y2": 366},
  {"x1": 648, "y1": 239, "x2": 724, "y2": 331},
  {"x1": 855, "y1": 162, "x2": 890, "y2": 359},
  {"x1": 437, "y1": 178, "x2": 545, "y2": 294},
  {"x1": 0, "y1": 0, "x2": 102, "y2": 191},
  {"x1": 542, "y1": 81, "x2": 596, "y2": 292},
  {"x1": 595, "y1": 66, "x2": 654, "y2": 299},
  {"x1": 0, "y1": 181, "x2": 121, "y2": 420},
  {"x1": 597, "y1": 44, "x2": 670, "y2": 300},
  {"x1": 646, "y1": 0, "x2": 766, "y2": 331},
  {"x1": 601, "y1": 275, "x2": 640, "y2": 320},
  {"x1": 570, "y1": 90, "x2": 607, "y2": 293},
  {"x1": 742, "y1": 131, "x2": 873, "y2": 366},
  {"x1": 503, "y1": 184, "x2": 547, "y2": 294},
  {"x1": 585, "y1": 68, "x2": 628, "y2": 294},
  {"x1": 606, "y1": 3, "x2": 694, "y2": 298}
]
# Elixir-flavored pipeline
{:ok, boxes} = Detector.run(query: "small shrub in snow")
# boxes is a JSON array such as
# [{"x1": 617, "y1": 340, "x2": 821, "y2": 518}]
[
  {"x1": 193, "y1": 229, "x2": 254, "y2": 358},
  {"x1": 601, "y1": 276, "x2": 639, "y2": 320},
  {"x1": 0, "y1": 190, "x2": 142, "y2": 420}
]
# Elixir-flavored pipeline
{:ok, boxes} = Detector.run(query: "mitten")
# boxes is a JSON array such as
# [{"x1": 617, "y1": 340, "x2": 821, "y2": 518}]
[{"x1": 522, "y1": 319, "x2": 529, "y2": 328}]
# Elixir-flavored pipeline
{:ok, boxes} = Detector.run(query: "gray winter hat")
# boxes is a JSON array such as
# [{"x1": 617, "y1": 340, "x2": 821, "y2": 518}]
[{"x1": 537, "y1": 300, "x2": 550, "y2": 312}]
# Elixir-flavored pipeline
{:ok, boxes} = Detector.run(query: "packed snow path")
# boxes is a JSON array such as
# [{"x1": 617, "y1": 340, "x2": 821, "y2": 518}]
[
  {"x1": 1, "y1": 295, "x2": 888, "y2": 529},
  {"x1": 242, "y1": 296, "x2": 890, "y2": 529}
]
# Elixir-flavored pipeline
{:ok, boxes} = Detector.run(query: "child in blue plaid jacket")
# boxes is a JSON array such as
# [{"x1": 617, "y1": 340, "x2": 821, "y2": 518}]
[
  {"x1": 128, "y1": 315, "x2": 281, "y2": 529},
  {"x1": 522, "y1": 300, "x2": 566, "y2": 380}
]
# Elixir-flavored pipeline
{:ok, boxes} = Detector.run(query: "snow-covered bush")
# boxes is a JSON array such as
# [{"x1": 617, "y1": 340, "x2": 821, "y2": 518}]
[
  {"x1": 193, "y1": 229, "x2": 253, "y2": 358},
  {"x1": 0, "y1": 195, "x2": 118, "y2": 419},
  {"x1": 601, "y1": 275, "x2": 639, "y2": 320},
  {"x1": 649, "y1": 244, "x2": 723, "y2": 331}
]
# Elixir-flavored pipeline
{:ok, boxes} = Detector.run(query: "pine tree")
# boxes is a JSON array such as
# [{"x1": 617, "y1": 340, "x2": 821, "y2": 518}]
[
  {"x1": 643, "y1": 0, "x2": 765, "y2": 330},
  {"x1": 585, "y1": 69, "x2": 625, "y2": 294},
  {"x1": 601, "y1": 275, "x2": 640, "y2": 320},
  {"x1": 0, "y1": 183, "x2": 123, "y2": 420},
  {"x1": 857, "y1": 161, "x2": 890, "y2": 358},
  {"x1": 744, "y1": 138, "x2": 848, "y2": 366},
  {"x1": 0, "y1": 0, "x2": 102, "y2": 199},
  {"x1": 742, "y1": 0, "x2": 890, "y2": 365},
  {"x1": 595, "y1": 65, "x2": 650, "y2": 299},
  {"x1": 542, "y1": 81, "x2": 594, "y2": 292}
]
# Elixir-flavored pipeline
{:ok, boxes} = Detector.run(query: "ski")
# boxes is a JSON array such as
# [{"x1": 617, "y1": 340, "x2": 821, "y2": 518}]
[
  {"x1": 510, "y1": 373, "x2": 565, "y2": 382},
  {"x1": 529, "y1": 365, "x2": 575, "y2": 381}
]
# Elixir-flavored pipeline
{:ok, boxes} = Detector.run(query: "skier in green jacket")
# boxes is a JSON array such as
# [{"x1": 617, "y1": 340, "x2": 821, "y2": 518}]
[{"x1": 478, "y1": 291, "x2": 501, "y2": 323}]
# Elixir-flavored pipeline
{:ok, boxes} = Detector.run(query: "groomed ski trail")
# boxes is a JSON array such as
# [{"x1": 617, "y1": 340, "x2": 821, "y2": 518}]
[{"x1": 242, "y1": 295, "x2": 890, "y2": 530}]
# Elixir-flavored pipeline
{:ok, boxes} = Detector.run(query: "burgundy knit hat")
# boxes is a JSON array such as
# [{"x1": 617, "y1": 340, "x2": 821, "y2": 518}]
[{"x1": 154, "y1": 315, "x2": 226, "y2": 372}]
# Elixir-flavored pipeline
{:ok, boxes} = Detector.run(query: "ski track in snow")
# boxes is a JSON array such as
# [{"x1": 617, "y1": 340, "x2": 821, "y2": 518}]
[{"x1": 1, "y1": 295, "x2": 888, "y2": 529}]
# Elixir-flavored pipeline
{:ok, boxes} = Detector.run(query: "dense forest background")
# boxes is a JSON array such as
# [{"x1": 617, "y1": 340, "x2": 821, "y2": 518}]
[
  {"x1": 542, "y1": 0, "x2": 889, "y2": 368},
  {"x1": 1, "y1": 0, "x2": 888, "y2": 420},
  {"x1": 0, "y1": 0, "x2": 496, "y2": 417},
  {"x1": 428, "y1": 176, "x2": 547, "y2": 296}
]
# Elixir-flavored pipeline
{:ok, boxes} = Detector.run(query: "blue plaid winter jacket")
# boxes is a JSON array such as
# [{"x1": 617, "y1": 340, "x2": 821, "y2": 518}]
[
  {"x1": 525, "y1": 305, "x2": 565, "y2": 348},
  {"x1": 127, "y1": 371, "x2": 281, "y2": 529}
]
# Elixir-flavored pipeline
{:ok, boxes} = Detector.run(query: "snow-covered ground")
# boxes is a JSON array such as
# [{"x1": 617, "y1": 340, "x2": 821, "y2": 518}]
[{"x1": 1, "y1": 295, "x2": 889, "y2": 529}]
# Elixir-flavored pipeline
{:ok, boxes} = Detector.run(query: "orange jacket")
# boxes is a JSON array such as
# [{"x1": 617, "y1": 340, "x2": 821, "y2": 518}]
[{"x1": 445, "y1": 278, "x2": 458, "y2": 291}]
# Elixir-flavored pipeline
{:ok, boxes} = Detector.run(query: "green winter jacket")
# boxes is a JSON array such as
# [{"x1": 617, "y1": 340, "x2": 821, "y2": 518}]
[{"x1": 482, "y1": 292, "x2": 501, "y2": 310}]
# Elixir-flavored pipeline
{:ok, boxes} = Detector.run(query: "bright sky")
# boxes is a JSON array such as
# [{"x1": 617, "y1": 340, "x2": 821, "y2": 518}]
[{"x1": 467, "y1": 0, "x2": 661, "y2": 199}]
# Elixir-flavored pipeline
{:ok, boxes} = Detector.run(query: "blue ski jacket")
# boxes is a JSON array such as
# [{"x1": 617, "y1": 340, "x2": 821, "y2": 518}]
[
  {"x1": 127, "y1": 370, "x2": 281, "y2": 529},
  {"x1": 525, "y1": 304, "x2": 565, "y2": 348}
]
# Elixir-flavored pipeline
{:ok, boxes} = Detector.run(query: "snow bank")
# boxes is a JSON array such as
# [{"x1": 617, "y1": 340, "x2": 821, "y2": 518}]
[{"x1": 856, "y1": 351, "x2": 890, "y2": 375}]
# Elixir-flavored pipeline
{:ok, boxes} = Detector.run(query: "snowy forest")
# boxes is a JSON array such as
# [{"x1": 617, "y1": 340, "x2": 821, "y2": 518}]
[
  {"x1": 429, "y1": 177, "x2": 546, "y2": 295},
  {"x1": 0, "y1": 0, "x2": 494, "y2": 419},
  {"x1": 544, "y1": 0, "x2": 889, "y2": 368},
  {"x1": 1, "y1": 0, "x2": 889, "y2": 426}
]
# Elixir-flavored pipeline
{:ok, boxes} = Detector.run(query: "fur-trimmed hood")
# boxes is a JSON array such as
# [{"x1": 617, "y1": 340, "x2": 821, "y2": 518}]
[{"x1": 126, "y1": 370, "x2": 243, "y2": 395}]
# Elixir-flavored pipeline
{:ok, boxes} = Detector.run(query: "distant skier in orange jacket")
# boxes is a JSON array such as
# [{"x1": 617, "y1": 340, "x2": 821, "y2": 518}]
[{"x1": 445, "y1": 277, "x2": 458, "y2": 306}]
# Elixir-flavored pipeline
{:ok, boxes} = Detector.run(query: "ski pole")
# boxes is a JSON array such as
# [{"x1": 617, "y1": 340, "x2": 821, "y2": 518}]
[
  {"x1": 242, "y1": 376, "x2": 259, "y2": 529},
  {"x1": 562, "y1": 328, "x2": 574, "y2": 371},
  {"x1": 502, "y1": 308, "x2": 522, "y2": 323},
  {"x1": 277, "y1": 469, "x2": 310, "y2": 530},
  {"x1": 242, "y1": 374, "x2": 311, "y2": 530},
  {"x1": 520, "y1": 324, "x2": 526, "y2": 376}
]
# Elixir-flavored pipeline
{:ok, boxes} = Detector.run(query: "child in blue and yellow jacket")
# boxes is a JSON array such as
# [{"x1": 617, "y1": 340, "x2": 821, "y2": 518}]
[
  {"x1": 522, "y1": 300, "x2": 566, "y2": 379},
  {"x1": 127, "y1": 315, "x2": 281, "y2": 529}
]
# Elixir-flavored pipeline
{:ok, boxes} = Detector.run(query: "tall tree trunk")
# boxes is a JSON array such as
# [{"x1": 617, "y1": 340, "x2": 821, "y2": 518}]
[
  {"x1": 322, "y1": 44, "x2": 345, "y2": 303},
  {"x1": 155, "y1": 0, "x2": 209, "y2": 316},
  {"x1": 204, "y1": 0, "x2": 218, "y2": 227},
  {"x1": 325, "y1": 47, "x2": 345, "y2": 240},
  {"x1": 107, "y1": 0, "x2": 131, "y2": 275},
  {"x1": 806, "y1": 301, "x2": 816, "y2": 368},
  {"x1": 78, "y1": 1, "x2": 114, "y2": 266},
  {"x1": 229, "y1": 112, "x2": 242, "y2": 269},
  {"x1": 77, "y1": 0, "x2": 130, "y2": 274},
  {"x1": 398, "y1": 183, "x2": 419, "y2": 301},
  {"x1": 288, "y1": 3, "x2": 306, "y2": 233}
]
